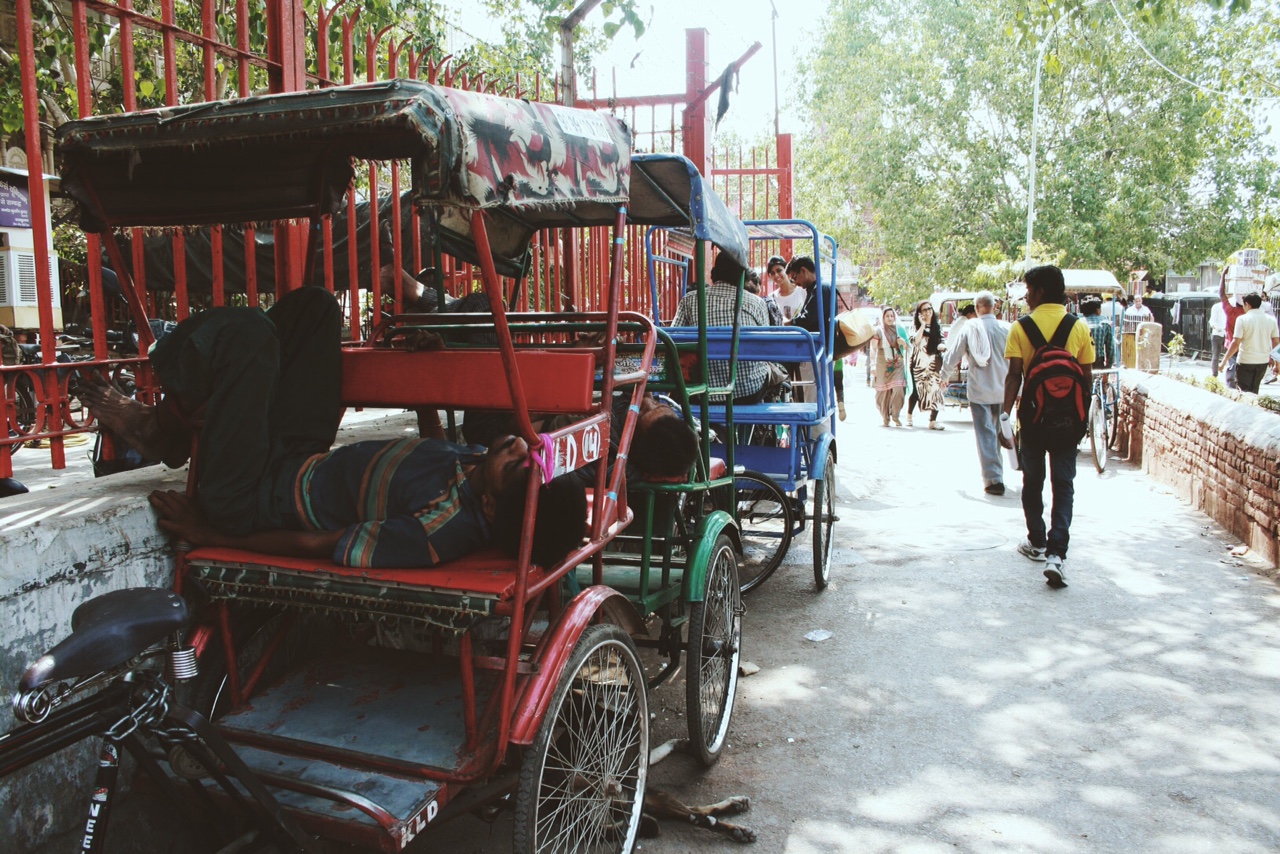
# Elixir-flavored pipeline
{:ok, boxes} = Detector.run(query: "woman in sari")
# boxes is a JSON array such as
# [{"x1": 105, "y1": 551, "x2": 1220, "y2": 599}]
[
  {"x1": 908, "y1": 299, "x2": 945, "y2": 430},
  {"x1": 872, "y1": 307, "x2": 910, "y2": 426}
]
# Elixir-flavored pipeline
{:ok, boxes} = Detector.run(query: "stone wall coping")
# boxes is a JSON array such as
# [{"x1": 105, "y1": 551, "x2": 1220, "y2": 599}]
[{"x1": 1126, "y1": 369, "x2": 1280, "y2": 456}]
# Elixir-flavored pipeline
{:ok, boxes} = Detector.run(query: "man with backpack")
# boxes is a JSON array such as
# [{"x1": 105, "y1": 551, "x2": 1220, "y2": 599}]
[{"x1": 1000, "y1": 265, "x2": 1095, "y2": 588}]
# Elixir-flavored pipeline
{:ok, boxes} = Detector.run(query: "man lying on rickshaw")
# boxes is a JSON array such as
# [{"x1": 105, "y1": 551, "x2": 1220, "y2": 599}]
[{"x1": 80, "y1": 287, "x2": 587, "y2": 569}]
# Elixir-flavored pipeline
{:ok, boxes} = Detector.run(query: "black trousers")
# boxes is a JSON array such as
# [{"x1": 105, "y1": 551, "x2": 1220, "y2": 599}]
[
  {"x1": 1237, "y1": 361, "x2": 1267, "y2": 394},
  {"x1": 150, "y1": 288, "x2": 342, "y2": 534}
]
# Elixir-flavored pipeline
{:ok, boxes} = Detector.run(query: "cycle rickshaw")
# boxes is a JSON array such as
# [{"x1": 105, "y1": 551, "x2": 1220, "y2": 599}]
[
  {"x1": 650, "y1": 219, "x2": 839, "y2": 593},
  {"x1": 2, "y1": 79, "x2": 747, "y2": 854}
]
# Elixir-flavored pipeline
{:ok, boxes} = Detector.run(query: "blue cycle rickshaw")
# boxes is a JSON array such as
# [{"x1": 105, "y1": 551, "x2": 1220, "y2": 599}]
[{"x1": 648, "y1": 214, "x2": 840, "y2": 593}]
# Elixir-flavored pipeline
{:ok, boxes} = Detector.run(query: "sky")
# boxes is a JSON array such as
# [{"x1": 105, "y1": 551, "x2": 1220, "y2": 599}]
[{"x1": 441, "y1": 0, "x2": 830, "y2": 143}]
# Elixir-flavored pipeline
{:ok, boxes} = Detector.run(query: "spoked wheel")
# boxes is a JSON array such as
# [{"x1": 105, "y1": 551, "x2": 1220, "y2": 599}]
[
  {"x1": 812, "y1": 455, "x2": 837, "y2": 590},
  {"x1": 515, "y1": 624, "x2": 649, "y2": 854},
  {"x1": 6, "y1": 374, "x2": 38, "y2": 454},
  {"x1": 1105, "y1": 378, "x2": 1122, "y2": 451},
  {"x1": 1089, "y1": 392, "x2": 1108, "y2": 473},
  {"x1": 685, "y1": 534, "x2": 742, "y2": 767},
  {"x1": 733, "y1": 470, "x2": 794, "y2": 594}
]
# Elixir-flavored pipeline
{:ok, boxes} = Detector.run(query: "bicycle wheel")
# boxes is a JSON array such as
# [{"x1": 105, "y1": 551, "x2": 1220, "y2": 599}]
[
  {"x1": 514, "y1": 623, "x2": 649, "y2": 854},
  {"x1": 812, "y1": 455, "x2": 836, "y2": 591},
  {"x1": 733, "y1": 470, "x2": 793, "y2": 594},
  {"x1": 6, "y1": 374, "x2": 38, "y2": 454},
  {"x1": 1089, "y1": 392, "x2": 1108, "y2": 473},
  {"x1": 685, "y1": 534, "x2": 741, "y2": 767},
  {"x1": 1105, "y1": 378, "x2": 1121, "y2": 451}
]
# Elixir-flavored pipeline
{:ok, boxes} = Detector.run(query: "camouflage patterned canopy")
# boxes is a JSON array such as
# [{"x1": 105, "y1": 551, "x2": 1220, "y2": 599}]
[{"x1": 58, "y1": 79, "x2": 632, "y2": 272}]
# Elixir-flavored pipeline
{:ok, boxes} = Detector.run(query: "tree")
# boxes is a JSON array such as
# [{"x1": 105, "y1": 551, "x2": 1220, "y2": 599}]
[{"x1": 796, "y1": 0, "x2": 1279, "y2": 307}]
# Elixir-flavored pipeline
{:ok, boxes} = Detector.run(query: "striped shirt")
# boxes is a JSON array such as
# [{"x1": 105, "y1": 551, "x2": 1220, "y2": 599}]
[{"x1": 294, "y1": 438, "x2": 490, "y2": 568}]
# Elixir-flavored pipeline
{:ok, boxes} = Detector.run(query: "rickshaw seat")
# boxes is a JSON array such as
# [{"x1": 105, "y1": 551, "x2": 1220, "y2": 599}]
[
  {"x1": 185, "y1": 546, "x2": 545, "y2": 633},
  {"x1": 340, "y1": 347, "x2": 596, "y2": 413},
  {"x1": 705, "y1": 401, "x2": 822, "y2": 425},
  {"x1": 623, "y1": 456, "x2": 727, "y2": 486}
]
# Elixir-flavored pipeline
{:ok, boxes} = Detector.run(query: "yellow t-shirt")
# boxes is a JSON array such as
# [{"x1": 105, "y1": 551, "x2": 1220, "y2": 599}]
[{"x1": 1005, "y1": 304, "x2": 1095, "y2": 365}]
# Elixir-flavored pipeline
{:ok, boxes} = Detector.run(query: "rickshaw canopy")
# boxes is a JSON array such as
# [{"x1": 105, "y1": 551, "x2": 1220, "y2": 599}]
[
  {"x1": 628, "y1": 154, "x2": 750, "y2": 268},
  {"x1": 57, "y1": 79, "x2": 632, "y2": 275}
]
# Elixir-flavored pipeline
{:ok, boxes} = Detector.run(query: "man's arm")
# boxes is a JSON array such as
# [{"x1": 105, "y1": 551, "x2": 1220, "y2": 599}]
[
  {"x1": 941, "y1": 325, "x2": 967, "y2": 377},
  {"x1": 1002, "y1": 357, "x2": 1023, "y2": 417},
  {"x1": 150, "y1": 490, "x2": 342, "y2": 559}
]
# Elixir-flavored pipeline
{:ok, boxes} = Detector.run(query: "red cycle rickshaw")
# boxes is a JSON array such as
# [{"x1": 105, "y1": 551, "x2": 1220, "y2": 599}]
[{"x1": 26, "y1": 79, "x2": 678, "y2": 853}]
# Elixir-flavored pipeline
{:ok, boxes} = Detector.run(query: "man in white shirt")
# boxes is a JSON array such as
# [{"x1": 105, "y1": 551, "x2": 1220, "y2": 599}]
[
  {"x1": 1123, "y1": 293, "x2": 1154, "y2": 334},
  {"x1": 942, "y1": 291, "x2": 1010, "y2": 495},
  {"x1": 1223, "y1": 293, "x2": 1280, "y2": 394},
  {"x1": 1209, "y1": 299, "x2": 1228, "y2": 379}
]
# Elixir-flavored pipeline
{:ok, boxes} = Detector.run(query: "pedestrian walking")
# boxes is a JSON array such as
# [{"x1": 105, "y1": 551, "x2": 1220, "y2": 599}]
[
  {"x1": 1219, "y1": 267, "x2": 1247, "y2": 389},
  {"x1": 942, "y1": 291, "x2": 1010, "y2": 494},
  {"x1": 1209, "y1": 299, "x2": 1227, "y2": 379},
  {"x1": 872, "y1": 307, "x2": 910, "y2": 427},
  {"x1": 1223, "y1": 292, "x2": 1280, "y2": 394},
  {"x1": 1001, "y1": 265, "x2": 1094, "y2": 588},
  {"x1": 907, "y1": 299, "x2": 945, "y2": 430}
]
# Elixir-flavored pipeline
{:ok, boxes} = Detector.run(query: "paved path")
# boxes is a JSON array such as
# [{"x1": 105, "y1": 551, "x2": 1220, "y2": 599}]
[
  {"x1": 431, "y1": 380, "x2": 1280, "y2": 853},
  {"x1": 633, "y1": 380, "x2": 1280, "y2": 853}
]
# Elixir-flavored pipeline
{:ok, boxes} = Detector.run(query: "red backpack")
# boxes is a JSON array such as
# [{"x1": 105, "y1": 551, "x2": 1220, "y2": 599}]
[{"x1": 1017, "y1": 314, "x2": 1088, "y2": 447}]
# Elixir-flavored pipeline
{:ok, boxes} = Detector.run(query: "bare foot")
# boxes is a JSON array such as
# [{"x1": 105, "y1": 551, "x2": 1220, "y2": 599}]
[{"x1": 81, "y1": 371, "x2": 190, "y2": 467}]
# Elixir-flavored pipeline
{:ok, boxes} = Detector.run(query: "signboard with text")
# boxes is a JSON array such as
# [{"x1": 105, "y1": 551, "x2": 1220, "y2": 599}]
[
  {"x1": 0, "y1": 176, "x2": 31, "y2": 229},
  {"x1": 550, "y1": 418, "x2": 606, "y2": 479}
]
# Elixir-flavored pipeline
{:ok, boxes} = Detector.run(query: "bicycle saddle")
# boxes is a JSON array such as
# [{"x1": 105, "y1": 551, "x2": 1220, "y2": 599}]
[
  {"x1": 17, "y1": 343, "x2": 40, "y2": 358},
  {"x1": 19, "y1": 588, "x2": 189, "y2": 691}
]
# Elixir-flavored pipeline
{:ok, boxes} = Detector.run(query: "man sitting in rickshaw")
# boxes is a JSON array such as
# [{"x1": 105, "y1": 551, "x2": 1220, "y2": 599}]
[
  {"x1": 672, "y1": 252, "x2": 785, "y2": 405},
  {"x1": 81, "y1": 287, "x2": 586, "y2": 569}
]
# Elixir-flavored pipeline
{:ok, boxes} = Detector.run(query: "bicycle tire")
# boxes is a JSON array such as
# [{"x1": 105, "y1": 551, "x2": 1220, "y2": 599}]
[
  {"x1": 733, "y1": 470, "x2": 794, "y2": 594},
  {"x1": 1106, "y1": 377, "x2": 1121, "y2": 451},
  {"x1": 1089, "y1": 392, "x2": 1108, "y2": 473},
  {"x1": 812, "y1": 455, "x2": 836, "y2": 591}
]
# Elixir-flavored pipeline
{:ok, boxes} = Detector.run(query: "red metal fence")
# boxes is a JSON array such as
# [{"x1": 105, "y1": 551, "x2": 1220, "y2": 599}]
[{"x1": 3, "y1": 4, "x2": 790, "y2": 479}]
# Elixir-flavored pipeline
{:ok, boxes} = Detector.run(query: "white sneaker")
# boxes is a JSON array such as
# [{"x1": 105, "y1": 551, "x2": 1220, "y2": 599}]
[
  {"x1": 929, "y1": 421, "x2": 944, "y2": 431},
  {"x1": 1044, "y1": 554, "x2": 1067, "y2": 587},
  {"x1": 906, "y1": 415, "x2": 913, "y2": 428},
  {"x1": 1017, "y1": 539, "x2": 1047, "y2": 561}
]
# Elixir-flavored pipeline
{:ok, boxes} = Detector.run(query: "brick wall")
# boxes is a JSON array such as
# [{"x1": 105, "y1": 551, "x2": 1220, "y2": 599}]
[{"x1": 1120, "y1": 372, "x2": 1280, "y2": 565}]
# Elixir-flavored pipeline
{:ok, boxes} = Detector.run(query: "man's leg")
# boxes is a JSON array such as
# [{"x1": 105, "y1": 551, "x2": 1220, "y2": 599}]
[
  {"x1": 970, "y1": 403, "x2": 1003, "y2": 487},
  {"x1": 1225, "y1": 354, "x2": 1238, "y2": 389},
  {"x1": 1210, "y1": 335, "x2": 1224, "y2": 378},
  {"x1": 1237, "y1": 362, "x2": 1265, "y2": 394},
  {"x1": 264, "y1": 287, "x2": 343, "y2": 458},
  {"x1": 1044, "y1": 442, "x2": 1077, "y2": 560},
  {"x1": 149, "y1": 307, "x2": 281, "y2": 535},
  {"x1": 1019, "y1": 434, "x2": 1048, "y2": 549}
]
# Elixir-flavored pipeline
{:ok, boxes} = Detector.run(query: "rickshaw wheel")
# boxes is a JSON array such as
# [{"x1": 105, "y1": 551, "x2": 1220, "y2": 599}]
[
  {"x1": 686, "y1": 534, "x2": 742, "y2": 767},
  {"x1": 1089, "y1": 393, "x2": 1108, "y2": 473},
  {"x1": 733, "y1": 470, "x2": 794, "y2": 594},
  {"x1": 515, "y1": 623, "x2": 649, "y2": 854},
  {"x1": 812, "y1": 455, "x2": 836, "y2": 591}
]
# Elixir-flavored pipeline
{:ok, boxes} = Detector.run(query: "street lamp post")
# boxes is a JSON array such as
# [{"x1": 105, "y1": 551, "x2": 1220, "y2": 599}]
[{"x1": 1025, "y1": 4, "x2": 1098, "y2": 265}]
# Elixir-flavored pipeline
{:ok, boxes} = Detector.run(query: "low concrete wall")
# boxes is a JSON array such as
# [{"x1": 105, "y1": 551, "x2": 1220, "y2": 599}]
[
  {"x1": 0, "y1": 411, "x2": 417, "y2": 853},
  {"x1": 0, "y1": 462, "x2": 185, "y2": 853},
  {"x1": 1120, "y1": 371, "x2": 1280, "y2": 565}
]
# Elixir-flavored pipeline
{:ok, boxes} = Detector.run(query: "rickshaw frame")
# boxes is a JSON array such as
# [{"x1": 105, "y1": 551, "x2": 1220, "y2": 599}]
[{"x1": 54, "y1": 78, "x2": 669, "y2": 852}]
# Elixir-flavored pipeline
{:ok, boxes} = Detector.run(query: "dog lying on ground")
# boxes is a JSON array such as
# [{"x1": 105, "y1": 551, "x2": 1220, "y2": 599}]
[{"x1": 641, "y1": 738, "x2": 756, "y2": 843}]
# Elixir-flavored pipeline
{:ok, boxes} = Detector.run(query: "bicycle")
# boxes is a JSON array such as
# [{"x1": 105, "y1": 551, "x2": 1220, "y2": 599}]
[
  {"x1": 1087, "y1": 368, "x2": 1121, "y2": 473},
  {"x1": 0, "y1": 588, "x2": 320, "y2": 854}
]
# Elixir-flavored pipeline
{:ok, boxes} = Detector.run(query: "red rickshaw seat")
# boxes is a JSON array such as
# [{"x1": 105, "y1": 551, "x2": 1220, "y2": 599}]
[{"x1": 185, "y1": 546, "x2": 545, "y2": 632}]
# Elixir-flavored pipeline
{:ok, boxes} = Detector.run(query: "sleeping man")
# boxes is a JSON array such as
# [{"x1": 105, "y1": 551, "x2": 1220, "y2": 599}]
[{"x1": 83, "y1": 287, "x2": 584, "y2": 568}]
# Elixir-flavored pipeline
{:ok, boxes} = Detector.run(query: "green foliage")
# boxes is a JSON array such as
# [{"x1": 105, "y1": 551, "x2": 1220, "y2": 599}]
[
  {"x1": 797, "y1": 0, "x2": 1280, "y2": 305},
  {"x1": 1166, "y1": 332, "x2": 1186, "y2": 357}
]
